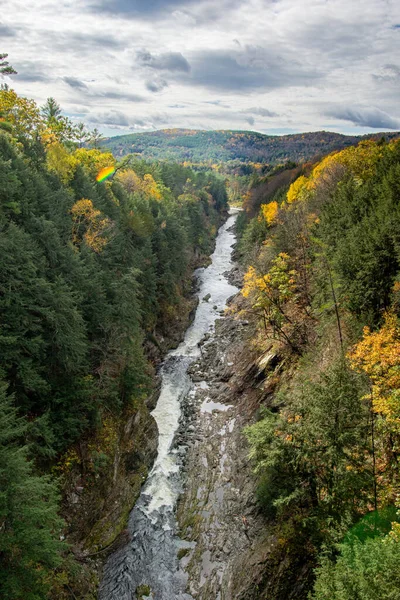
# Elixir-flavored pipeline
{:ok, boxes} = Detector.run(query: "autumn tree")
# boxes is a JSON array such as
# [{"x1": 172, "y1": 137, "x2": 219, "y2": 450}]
[
  {"x1": 71, "y1": 198, "x2": 112, "y2": 253},
  {"x1": 242, "y1": 252, "x2": 308, "y2": 351},
  {"x1": 0, "y1": 86, "x2": 42, "y2": 140},
  {"x1": 260, "y1": 200, "x2": 278, "y2": 226}
]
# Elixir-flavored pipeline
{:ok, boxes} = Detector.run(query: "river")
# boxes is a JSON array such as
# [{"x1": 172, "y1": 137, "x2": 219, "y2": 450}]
[{"x1": 99, "y1": 210, "x2": 239, "y2": 600}]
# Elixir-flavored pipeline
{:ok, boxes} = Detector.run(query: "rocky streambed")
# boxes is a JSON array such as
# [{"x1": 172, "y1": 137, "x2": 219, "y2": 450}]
[
  {"x1": 99, "y1": 211, "x2": 251, "y2": 600},
  {"x1": 175, "y1": 301, "x2": 278, "y2": 600}
]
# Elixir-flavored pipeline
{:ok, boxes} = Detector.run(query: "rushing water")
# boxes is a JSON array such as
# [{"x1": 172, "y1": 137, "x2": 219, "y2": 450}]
[{"x1": 99, "y1": 211, "x2": 239, "y2": 600}]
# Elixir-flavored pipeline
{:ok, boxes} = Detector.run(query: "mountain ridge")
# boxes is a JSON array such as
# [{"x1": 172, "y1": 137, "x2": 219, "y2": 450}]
[{"x1": 103, "y1": 128, "x2": 400, "y2": 164}]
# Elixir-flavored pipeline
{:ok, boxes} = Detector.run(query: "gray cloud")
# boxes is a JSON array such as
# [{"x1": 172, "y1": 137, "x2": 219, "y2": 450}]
[
  {"x1": 91, "y1": 0, "x2": 244, "y2": 25},
  {"x1": 6, "y1": 0, "x2": 400, "y2": 136},
  {"x1": 373, "y1": 64, "x2": 400, "y2": 82},
  {"x1": 92, "y1": 0, "x2": 200, "y2": 19},
  {"x1": 137, "y1": 49, "x2": 191, "y2": 72},
  {"x1": 64, "y1": 76, "x2": 88, "y2": 90},
  {"x1": 88, "y1": 109, "x2": 174, "y2": 130},
  {"x1": 146, "y1": 78, "x2": 169, "y2": 92},
  {"x1": 176, "y1": 46, "x2": 322, "y2": 92},
  {"x1": 62, "y1": 79, "x2": 146, "y2": 103},
  {"x1": 204, "y1": 100, "x2": 231, "y2": 108},
  {"x1": 34, "y1": 30, "x2": 124, "y2": 59},
  {"x1": 327, "y1": 106, "x2": 400, "y2": 130},
  {"x1": 0, "y1": 23, "x2": 16, "y2": 37},
  {"x1": 246, "y1": 116, "x2": 255, "y2": 126},
  {"x1": 244, "y1": 106, "x2": 278, "y2": 117},
  {"x1": 99, "y1": 90, "x2": 146, "y2": 102},
  {"x1": 88, "y1": 110, "x2": 131, "y2": 127},
  {"x1": 68, "y1": 31, "x2": 123, "y2": 50},
  {"x1": 14, "y1": 62, "x2": 51, "y2": 83}
]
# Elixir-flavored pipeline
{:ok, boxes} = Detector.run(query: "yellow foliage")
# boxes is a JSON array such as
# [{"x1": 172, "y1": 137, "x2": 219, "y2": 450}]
[
  {"x1": 242, "y1": 265, "x2": 258, "y2": 299},
  {"x1": 261, "y1": 201, "x2": 278, "y2": 225},
  {"x1": 71, "y1": 198, "x2": 111, "y2": 253},
  {"x1": 73, "y1": 148, "x2": 115, "y2": 178},
  {"x1": 286, "y1": 175, "x2": 309, "y2": 204},
  {"x1": 242, "y1": 253, "x2": 296, "y2": 302},
  {"x1": 46, "y1": 142, "x2": 78, "y2": 183},
  {"x1": 143, "y1": 173, "x2": 162, "y2": 199},
  {"x1": 116, "y1": 169, "x2": 163, "y2": 200},
  {"x1": 41, "y1": 128, "x2": 59, "y2": 147},
  {"x1": 285, "y1": 140, "x2": 389, "y2": 208},
  {"x1": 116, "y1": 169, "x2": 142, "y2": 194},
  {"x1": 0, "y1": 87, "x2": 43, "y2": 139},
  {"x1": 87, "y1": 415, "x2": 119, "y2": 457},
  {"x1": 54, "y1": 447, "x2": 81, "y2": 474},
  {"x1": 389, "y1": 522, "x2": 400, "y2": 542},
  {"x1": 348, "y1": 312, "x2": 400, "y2": 426},
  {"x1": 334, "y1": 140, "x2": 383, "y2": 181}
]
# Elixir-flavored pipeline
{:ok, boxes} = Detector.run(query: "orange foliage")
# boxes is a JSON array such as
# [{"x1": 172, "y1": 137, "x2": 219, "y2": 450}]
[{"x1": 71, "y1": 198, "x2": 111, "y2": 253}]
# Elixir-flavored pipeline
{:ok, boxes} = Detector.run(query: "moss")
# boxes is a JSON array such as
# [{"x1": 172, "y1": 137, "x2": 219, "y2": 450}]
[
  {"x1": 178, "y1": 501, "x2": 203, "y2": 541},
  {"x1": 84, "y1": 470, "x2": 144, "y2": 551},
  {"x1": 136, "y1": 584, "x2": 151, "y2": 598},
  {"x1": 177, "y1": 547, "x2": 190, "y2": 560}
]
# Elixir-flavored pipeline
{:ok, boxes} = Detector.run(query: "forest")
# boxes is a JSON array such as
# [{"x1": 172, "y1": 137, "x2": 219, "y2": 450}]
[
  {"x1": 237, "y1": 137, "x2": 400, "y2": 599},
  {"x1": 103, "y1": 128, "x2": 400, "y2": 166},
  {"x1": 2, "y1": 47, "x2": 400, "y2": 599},
  {"x1": 0, "y1": 83, "x2": 228, "y2": 599}
]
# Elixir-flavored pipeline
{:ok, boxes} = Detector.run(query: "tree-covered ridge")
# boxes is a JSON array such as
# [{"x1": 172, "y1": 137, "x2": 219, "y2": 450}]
[
  {"x1": 0, "y1": 86, "x2": 228, "y2": 599},
  {"x1": 103, "y1": 128, "x2": 400, "y2": 165},
  {"x1": 237, "y1": 138, "x2": 400, "y2": 598}
]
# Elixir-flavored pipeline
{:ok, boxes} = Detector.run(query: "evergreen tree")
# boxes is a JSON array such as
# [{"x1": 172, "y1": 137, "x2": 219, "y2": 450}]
[
  {"x1": 0, "y1": 381, "x2": 65, "y2": 600},
  {"x1": 0, "y1": 53, "x2": 16, "y2": 75}
]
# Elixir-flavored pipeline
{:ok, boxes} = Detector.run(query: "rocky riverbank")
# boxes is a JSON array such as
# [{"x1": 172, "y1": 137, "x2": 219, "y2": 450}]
[
  {"x1": 174, "y1": 292, "x2": 268, "y2": 599},
  {"x1": 175, "y1": 288, "x2": 312, "y2": 599}
]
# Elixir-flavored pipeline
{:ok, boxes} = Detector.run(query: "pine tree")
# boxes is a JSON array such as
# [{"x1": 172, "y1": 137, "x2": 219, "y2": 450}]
[
  {"x1": 0, "y1": 381, "x2": 65, "y2": 600},
  {"x1": 0, "y1": 53, "x2": 16, "y2": 75}
]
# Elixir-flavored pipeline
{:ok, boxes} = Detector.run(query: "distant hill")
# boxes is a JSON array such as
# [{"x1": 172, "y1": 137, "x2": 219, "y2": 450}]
[{"x1": 102, "y1": 128, "x2": 399, "y2": 165}]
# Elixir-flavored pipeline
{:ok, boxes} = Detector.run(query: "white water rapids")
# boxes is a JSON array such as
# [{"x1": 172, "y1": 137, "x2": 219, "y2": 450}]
[{"x1": 99, "y1": 210, "x2": 238, "y2": 600}]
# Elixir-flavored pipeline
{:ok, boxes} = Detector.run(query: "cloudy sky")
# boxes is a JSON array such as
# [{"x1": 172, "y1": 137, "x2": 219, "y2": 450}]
[{"x1": 2, "y1": 0, "x2": 400, "y2": 137}]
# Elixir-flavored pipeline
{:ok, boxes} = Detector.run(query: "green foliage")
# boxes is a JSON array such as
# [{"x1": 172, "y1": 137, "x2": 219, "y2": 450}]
[
  {"x1": 0, "y1": 125, "x2": 225, "y2": 455},
  {"x1": 0, "y1": 381, "x2": 65, "y2": 600},
  {"x1": 240, "y1": 137, "x2": 400, "y2": 597},
  {"x1": 0, "y1": 53, "x2": 16, "y2": 75},
  {"x1": 345, "y1": 507, "x2": 399, "y2": 543},
  {"x1": 0, "y1": 86, "x2": 229, "y2": 599},
  {"x1": 246, "y1": 360, "x2": 371, "y2": 544},
  {"x1": 102, "y1": 129, "x2": 399, "y2": 166},
  {"x1": 311, "y1": 536, "x2": 400, "y2": 600}
]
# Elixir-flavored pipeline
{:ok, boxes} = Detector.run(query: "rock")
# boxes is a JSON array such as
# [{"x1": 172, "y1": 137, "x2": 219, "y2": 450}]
[{"x1": 203, "y1": 293, "x2": 211, "y2": 302}]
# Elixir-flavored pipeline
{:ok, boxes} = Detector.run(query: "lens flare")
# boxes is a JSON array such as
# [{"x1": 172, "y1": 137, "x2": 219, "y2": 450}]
[{"x1": 96, "y1": 166, "x2": 115, "y2": 182}]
